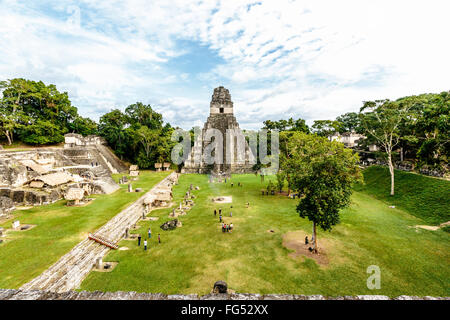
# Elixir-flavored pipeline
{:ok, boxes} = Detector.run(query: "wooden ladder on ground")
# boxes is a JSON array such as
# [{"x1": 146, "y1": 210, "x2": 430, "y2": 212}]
[{"x1": 88, "y1": 233, "x2": 118, "y2": 250}]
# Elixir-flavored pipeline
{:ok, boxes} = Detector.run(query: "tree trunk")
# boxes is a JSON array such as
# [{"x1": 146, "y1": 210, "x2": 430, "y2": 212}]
[
  {"x1": 387, "y1": 152, "x2": 395, "y2": 196},
  {"x1": 287, "y1": 174, "x2": 291, "y2": 195},
  {"x1": 313, "y1": 221, "x2": 317, "y2": 254},
  {"x1": 5, "y1": 130, "x2": 12, "y2": 145}
]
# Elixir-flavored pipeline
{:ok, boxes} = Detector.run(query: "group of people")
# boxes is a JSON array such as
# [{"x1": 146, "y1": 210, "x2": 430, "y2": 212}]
[
  {"x1": 214, "y1": 207, "x2": 235, "y2": 233},
  {"x1": 230, "y1": 182, "x2": 243, "y2": 188},
  {"x1": 222, "y1": 222, "x2": 233, "y2": 233},
  {"x1": 137, "y1": 227, "x2": 161, "y2": 251},
  {"x1": 215, "y1": 207, "x2": 233, "y2": 223}
]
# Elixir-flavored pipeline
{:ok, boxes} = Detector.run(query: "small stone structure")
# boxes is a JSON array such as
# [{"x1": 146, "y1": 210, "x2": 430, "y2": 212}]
[
  {"x1": 65, "y1": 188, "x2": 87, "y2": 206},
  {"x1": 0, "y1": 196, "x2": 15, "y2": 217},
  {"x1": 155, "y1": 163, "x2": 162, "y2": 172},
  {"x1": 160, "y1": 219, "x2": 181, "y2": 231},
  {"x1": 163, "y1": 162, "x2": 171, "y2": 171},
  {"x1": 129, "y1": 165, "x2": 139, "y2": 176}
]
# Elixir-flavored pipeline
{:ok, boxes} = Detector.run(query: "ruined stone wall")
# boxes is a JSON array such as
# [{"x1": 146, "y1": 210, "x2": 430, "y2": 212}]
[
  {"x1": 0, "y1": 188, "x2": 60, "y2": 206},
  {"x1": 0, "y1": 289, "x2": 446, "y2": 300}
]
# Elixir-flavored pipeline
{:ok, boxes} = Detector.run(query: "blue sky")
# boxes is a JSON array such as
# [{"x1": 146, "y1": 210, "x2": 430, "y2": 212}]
[{"x1": 0, "y1": 0, "x2": 449, "y2": 129}]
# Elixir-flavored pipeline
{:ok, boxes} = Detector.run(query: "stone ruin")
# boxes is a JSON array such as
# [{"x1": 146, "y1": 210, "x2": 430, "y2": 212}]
[
  {"x1": 0, "y1": 134, "x2": 126, "y2": 210},
  {"x1": 0, "y1": 196, "x2": 15, "y2": 218},
  {"x1": 182, "y1": 86, "x2": 255, "y2": 175},
  {"x1": 129, "y1": 165, "x2": 139, "y2": 177},
  {"x1": 65, "y1": 188, "x2": 89, "y2": 206},
  {"x1": 160, "y1": 219, "x2": 181, "y2": 231}
]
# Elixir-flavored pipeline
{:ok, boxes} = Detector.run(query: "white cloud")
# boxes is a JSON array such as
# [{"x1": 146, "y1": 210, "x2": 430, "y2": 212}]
[{"x1": 0, "y1": 0, "x2": 449, "y2": 129}]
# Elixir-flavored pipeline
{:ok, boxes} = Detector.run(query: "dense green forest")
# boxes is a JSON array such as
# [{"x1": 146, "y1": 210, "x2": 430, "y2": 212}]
[{"x1": 0, "y1": 78, "x2": 175, "y2": 169}]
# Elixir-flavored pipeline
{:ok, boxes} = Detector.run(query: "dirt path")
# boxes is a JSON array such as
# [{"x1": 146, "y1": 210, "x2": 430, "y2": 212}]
[{"x1": 413, "y1": 221, "x2": 450, "y2": 231}]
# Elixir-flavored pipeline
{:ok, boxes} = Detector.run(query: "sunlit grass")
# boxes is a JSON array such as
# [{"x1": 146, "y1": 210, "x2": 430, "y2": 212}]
[
  {"x1": 0, "y1": 170, "x2": 169, "y2": 289},
  {"x1": 80, "y1": 173, "x2": 450, "y2": 297}
]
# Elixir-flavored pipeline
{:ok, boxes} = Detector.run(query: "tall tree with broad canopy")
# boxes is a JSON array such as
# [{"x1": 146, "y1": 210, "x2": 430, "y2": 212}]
[
  {"x1": 0, "y1": 78, "x2": 83, "y2": 145},
  {"x1": 280, "y1": 132, "x2": 361, "y2": 253},
  {"x1": 360, "y1": 99, "x2": 414, "y2": 195}
]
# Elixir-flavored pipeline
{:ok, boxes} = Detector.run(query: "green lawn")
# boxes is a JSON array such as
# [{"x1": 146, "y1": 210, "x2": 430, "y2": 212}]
[
  {"x1": 80, "y1": 173, "x2": 450, "y2": 297},
  {"x1": 0, "y1": 170, "x2": 169, "y2": 289},
  {"x1": 355, "y1": 166, "x2": 450, "y2": 225}
]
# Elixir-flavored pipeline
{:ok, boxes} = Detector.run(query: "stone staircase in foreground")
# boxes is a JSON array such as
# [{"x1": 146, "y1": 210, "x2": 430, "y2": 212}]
[{"x1": 20, "y1": 172, "x2": 179, "y2": 293}]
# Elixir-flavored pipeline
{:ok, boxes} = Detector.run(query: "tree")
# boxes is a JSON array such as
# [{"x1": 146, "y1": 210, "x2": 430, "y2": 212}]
[
  {"x1": 70, "y1": 116, "x2": 98, "y2": 136},
  {"x1": 410, "y1": 92, "x2": 449, "y2": 167},
  {"x1": 0, "y1": 79, "x2": 29, "y2": 144},
  {"x1": 98, "y1": 109, "x2": 129, "y2": 158},
  {"x1": 280, "y1": 132, "x2": 361, "y2": 253},
  {"x1": 98, "y1": 103, "x2": 174, "y2": 169},
  {"x1": 276, "y1": 170, "x2": 285, "y2": 193},
  {"x1": 311, "y1": 120, "x2": 342, "y2": 138},
  {"x1": 135, "y1": 126, "x2": 158, "y2": 157},
  {"x1": 263, "y1": 117, "x2": 309, "y2": 133},
  {"x1": 335, "y1": 112, "x2": 362, "y2": 134},
  {"x1": 360, "y1": 99, "x2": 413, "y2": 195},
  {"x1": 0, "y1": 78, "x2": 79, "y2": 145},
  {"x1": 125, "y1": 102, "x2": 163, "y2": 130},
  {"x1": 0, "y1": 109, "x2": 19, "y2": 145}
]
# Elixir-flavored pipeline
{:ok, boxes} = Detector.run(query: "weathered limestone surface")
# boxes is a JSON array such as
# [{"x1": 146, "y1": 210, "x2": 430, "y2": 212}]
[
  {"x1": 63, "y1": 133, "x2": 128, "y2": 174},
  {"x1": 0, "y1": 134, "x2": 124, "y2": 207},
  {"x1": 182, "y1": 87, "x2": 255, "y2": 175},
  {"x1": 0, "y1": 289, "x2": 447, "y2": 300},
  {"x1": 0, "y1": 196, "x2": 15, "y2": 216},
  {"x1": 20, "y1": 172, "x2": 179, "y2": 293}
]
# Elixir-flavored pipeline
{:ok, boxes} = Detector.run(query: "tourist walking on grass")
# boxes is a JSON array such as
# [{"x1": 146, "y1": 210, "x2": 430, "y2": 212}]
[
  {"x1": 144, "y1": 239, "x2": 147, "y2": 251},
  {"x1": 158, "y1": 233, "x2": 161, "y2": 243},
  {"x1": 138, "y1": 234, "x2": 142, "y2": 246},
  {"x1": 230, "y1": 223, "x2": 233, "y2": 232},
  {"x1": 219, "y1": 214, "x2": 222, "y2": 222},
  {"x1": 214, "y1": 209, "x2": 217, "y2": 216},
  {"x1": 148, "y1": 227, "x2": 151, "y2": 239}
]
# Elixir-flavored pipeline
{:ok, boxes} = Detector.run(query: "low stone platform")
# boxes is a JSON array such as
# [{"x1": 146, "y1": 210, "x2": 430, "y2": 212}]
[{"x1": 0, "y1": 289, "x2": 447, "y2": 300}]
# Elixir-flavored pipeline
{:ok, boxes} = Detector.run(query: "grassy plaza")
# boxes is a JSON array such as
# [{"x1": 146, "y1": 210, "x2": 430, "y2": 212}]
[{"x1": 73, "y1": 168, "x2": 450, "y2": 297}]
